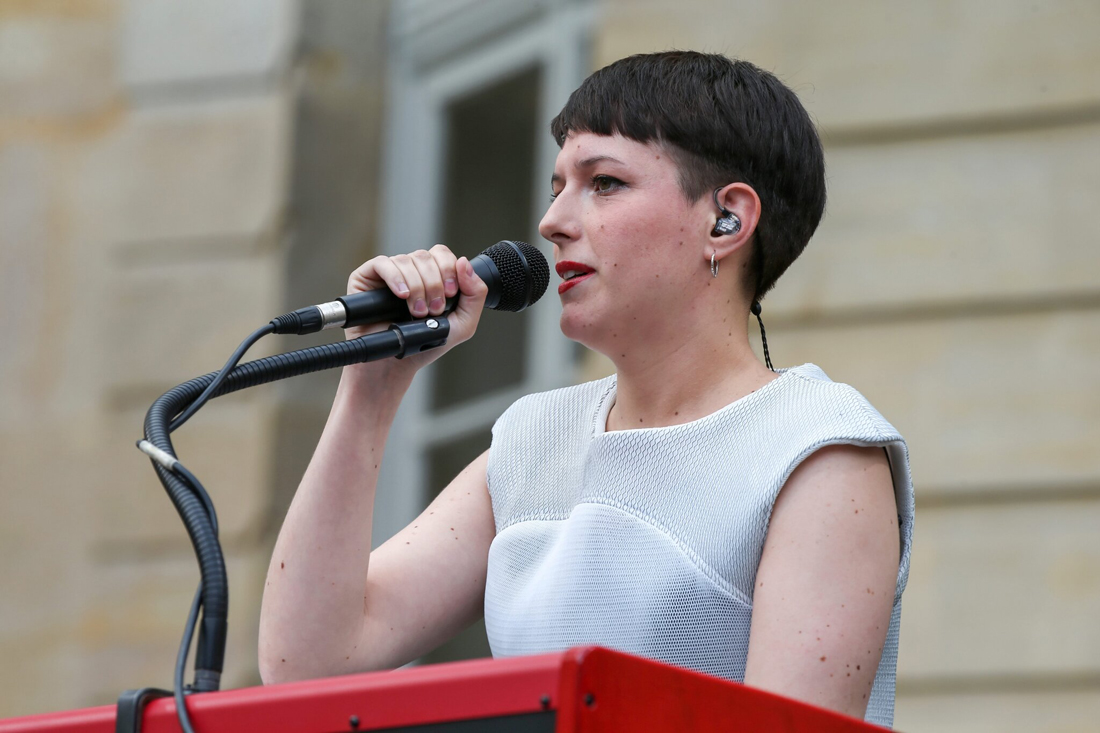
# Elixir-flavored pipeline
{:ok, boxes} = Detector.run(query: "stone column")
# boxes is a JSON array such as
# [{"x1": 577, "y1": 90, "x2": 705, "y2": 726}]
[{"x1": 0, "y1": 0, "x2": 389, "y2": 716}]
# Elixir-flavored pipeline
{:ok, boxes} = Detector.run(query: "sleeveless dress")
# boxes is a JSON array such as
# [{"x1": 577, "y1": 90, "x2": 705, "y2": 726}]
[{"x1": 483, "y1": 363, "x2": 914, "y2": 728}]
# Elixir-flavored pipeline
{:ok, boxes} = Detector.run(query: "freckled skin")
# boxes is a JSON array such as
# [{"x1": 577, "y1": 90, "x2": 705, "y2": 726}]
[
  {"x1": 744, "y1": 444, "x2": 899, "y2": 719},
  {"x1": 540, "y1": 133, "x2": 762, "y2": 392}
]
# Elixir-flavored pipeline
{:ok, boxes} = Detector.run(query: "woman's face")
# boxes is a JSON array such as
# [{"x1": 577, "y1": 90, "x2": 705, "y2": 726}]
[{"x1": 539, "y1": 132, "x2": 713, "y2": 353}]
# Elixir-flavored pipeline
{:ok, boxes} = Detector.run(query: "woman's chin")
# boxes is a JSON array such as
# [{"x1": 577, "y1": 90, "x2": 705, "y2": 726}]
[{"x1": 559, "y1": 308, "x2": 599, "y2": 347}]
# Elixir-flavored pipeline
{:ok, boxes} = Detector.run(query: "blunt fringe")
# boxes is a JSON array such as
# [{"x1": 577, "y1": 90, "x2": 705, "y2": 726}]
[{"x1": 550, "y1": 51, "x2": 826, "y2": 302}]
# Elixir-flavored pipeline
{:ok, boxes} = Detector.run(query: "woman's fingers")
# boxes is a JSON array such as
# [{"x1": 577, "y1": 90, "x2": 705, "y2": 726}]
[
  {"x1": 345, "y1": 245, "x2": 487, "y2": 344},
  {"x1": 347, "y1": 255, "x2": 407, "y2": 299},
  {"x1": 430, "y1": 244, "x2": 460, "y2": 300},
  {"x1": 390, "y1": 255, "x2": 427, "y2": 316},
  {"x1": 407, "y1": 249, "x2": 445, "y2": 316},
  {"x1": 342, "y1": 245, "x2": 489, "y2": 367}
]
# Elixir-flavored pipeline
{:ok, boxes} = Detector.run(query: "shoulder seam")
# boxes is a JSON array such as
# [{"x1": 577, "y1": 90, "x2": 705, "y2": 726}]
[{"x1": 786, "y1": 370, "x2": 897, "y2": 442}]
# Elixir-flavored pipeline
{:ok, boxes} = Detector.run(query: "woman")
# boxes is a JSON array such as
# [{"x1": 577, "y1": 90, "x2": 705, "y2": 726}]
[{"x1": 259, "y1": 51, "x2": 913, "y2": 728}]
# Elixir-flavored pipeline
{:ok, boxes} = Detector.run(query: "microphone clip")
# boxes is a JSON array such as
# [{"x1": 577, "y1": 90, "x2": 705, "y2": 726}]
[{"x1": 389, "y1": 316, "x2": 450, "y2": 358}]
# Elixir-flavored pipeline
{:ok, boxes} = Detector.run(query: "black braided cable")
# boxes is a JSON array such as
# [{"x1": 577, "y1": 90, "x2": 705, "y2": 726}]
[
  {"x1": 751, "y1": 301, "x2": 774, "y2": 372},
  {"x1": 174, "y1": 585, "x2": 202, "y2": 733}
]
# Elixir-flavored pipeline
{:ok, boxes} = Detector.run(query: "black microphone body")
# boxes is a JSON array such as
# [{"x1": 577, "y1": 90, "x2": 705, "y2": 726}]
[
  {"x1": 272, "y1": 240, "x2": 548, "y2": 335},
  {"x1": 338, "y1": 252, "x2": 497, "y2": 329}
]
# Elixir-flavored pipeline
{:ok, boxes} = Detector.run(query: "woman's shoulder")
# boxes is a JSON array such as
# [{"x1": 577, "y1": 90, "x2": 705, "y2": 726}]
[{"x1": 775, "y1": 363, "x2": 904, "y2": 443}]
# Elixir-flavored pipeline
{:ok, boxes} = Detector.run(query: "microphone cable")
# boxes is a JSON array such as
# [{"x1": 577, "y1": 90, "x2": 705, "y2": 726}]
[
  {"x1": 131, "y1": 239, "x2": 549, "y2": 730},
  {"x1": 169, "y1": 323, "x2": 276, "y2": 433}
]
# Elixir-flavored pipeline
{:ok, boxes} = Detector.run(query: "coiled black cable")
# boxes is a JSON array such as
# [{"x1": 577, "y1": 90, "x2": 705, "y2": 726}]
[{"x1": 750, "y1": 300, "x2": 774, "y2": 372}]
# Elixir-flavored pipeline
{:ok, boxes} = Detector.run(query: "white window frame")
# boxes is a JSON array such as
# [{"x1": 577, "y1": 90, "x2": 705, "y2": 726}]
[{"x1": 373, "y1": 0, "x2": 596, "y2": 543}]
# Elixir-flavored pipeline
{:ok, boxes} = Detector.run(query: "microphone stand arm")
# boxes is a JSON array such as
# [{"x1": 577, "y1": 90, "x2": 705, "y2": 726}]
[{"x1": 138, "y1": 318, "x2": 449, "y2": 694}]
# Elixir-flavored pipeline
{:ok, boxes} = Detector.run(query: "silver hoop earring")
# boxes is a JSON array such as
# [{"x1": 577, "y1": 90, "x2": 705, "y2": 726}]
[{"x1": 710, "y1": 252, "x2": 719, "y2": 278}]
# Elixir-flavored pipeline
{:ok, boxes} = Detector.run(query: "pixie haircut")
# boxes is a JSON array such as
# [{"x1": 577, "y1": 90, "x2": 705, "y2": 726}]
[{"x1": 550, "y1": 51, "x2": 827, "y2": 303}]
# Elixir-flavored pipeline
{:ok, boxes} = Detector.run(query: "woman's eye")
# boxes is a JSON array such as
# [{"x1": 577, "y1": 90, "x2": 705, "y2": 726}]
[{"x1": 593, "y1": 175, "x2": 622, "y2": 193}]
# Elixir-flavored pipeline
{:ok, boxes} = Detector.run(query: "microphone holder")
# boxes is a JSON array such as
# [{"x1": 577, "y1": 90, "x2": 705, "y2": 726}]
[{"x1": 125, "y1": 318, "x2": 449, "y2": 731}]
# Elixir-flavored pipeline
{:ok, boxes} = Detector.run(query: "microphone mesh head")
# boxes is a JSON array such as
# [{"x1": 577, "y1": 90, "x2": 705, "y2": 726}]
[{"x1": 486, "y1": 240, "x2": 549, "y2": 312}]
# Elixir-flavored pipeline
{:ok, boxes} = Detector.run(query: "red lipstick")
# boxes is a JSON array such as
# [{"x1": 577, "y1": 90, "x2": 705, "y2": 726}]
[{"x1": 556, "y1": 260, "x2": 595, "y2": 295}]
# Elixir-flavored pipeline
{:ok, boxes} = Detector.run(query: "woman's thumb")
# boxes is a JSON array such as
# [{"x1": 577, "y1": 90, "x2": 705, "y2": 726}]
[{"x1": 455, "y1": 256, "x2": 488, "y2": 317}]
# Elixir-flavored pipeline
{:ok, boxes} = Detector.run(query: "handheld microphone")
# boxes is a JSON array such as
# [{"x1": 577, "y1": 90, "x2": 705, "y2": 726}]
[{"x1": 271, "y1": 240, "x2": 550, "y2": 335}]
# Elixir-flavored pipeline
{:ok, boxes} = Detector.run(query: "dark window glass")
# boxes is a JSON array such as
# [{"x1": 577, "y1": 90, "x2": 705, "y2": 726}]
[{"x1": 433, "y1": 65, "x2": 541, "y2": 410}]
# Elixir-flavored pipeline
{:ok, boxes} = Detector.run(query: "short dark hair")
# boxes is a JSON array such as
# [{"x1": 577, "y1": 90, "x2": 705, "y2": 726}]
[{"x1": 550, "y1": 51, "x2": 826, "y2": 303}]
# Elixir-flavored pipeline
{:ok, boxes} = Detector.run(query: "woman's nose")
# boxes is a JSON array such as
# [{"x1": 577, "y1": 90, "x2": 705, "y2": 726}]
[{"x1": 539, "y1": 193, "x2": 580, "y2": 246}]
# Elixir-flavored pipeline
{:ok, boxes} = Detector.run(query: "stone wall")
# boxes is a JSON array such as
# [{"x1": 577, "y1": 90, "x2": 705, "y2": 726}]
[
  {"x1": 0, "y1": 0, "x2": 388, "y2": 717},
  {"x1": 585, "y1": 2, "x2": 1100, "y2": 730},
  {"x1": 4, "y1": 1, "x2": 1098, "y2": 729}
]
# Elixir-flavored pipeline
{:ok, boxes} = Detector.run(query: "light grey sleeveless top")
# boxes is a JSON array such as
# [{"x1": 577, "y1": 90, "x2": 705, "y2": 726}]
[{"x1": 484, "y1": 363, "x2": 914, "y2": 728}]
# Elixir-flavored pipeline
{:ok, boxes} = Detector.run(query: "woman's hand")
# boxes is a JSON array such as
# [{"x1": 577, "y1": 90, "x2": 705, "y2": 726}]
[{"x1": 344, "y1": 244, "x2": 489, "y2": 378}]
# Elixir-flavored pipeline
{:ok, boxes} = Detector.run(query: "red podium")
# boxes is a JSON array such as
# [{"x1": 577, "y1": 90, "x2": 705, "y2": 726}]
[{"x1": 0, "y1": 646, "x2": 884, "y2": 732}]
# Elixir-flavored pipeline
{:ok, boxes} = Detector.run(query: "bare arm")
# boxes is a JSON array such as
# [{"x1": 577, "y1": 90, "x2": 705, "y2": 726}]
[
  {"x1": 743, "y1": 444, "x2": 900, "y2": 719},
  {"x1": 259, "y1": 246, "x2": 492, "y2": 683},
  {"x1": 354, "y1": 448, "x2": 496, "y2": 669}
]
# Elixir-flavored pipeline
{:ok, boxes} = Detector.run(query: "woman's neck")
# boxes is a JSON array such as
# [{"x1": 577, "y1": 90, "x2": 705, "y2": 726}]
[{"x1": 604, "y1": 317, "x2": 777, "y2": 432}]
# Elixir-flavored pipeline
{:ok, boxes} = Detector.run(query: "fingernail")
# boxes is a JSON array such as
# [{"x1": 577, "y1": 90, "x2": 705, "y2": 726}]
[
  {"x1": 396, "y1": 282, "x2": 410, "y2": 295},
  {"x1": 429, "y1": 297, "x2": 444, "y2": 311},
  {"x1": 466, "y1": 261, "x2": 475, "y2": 277},
  {"x1": 413, "y1": 298, "x2": 426, "y2": 314},
  {"x1": 444, "y1": 278, "x2": 457, "y2": 294}
]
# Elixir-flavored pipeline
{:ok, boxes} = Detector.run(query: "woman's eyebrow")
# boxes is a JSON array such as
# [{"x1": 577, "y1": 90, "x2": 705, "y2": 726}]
[{"x1": 551, "y1": 155, "x2": 627, "y2": 186}]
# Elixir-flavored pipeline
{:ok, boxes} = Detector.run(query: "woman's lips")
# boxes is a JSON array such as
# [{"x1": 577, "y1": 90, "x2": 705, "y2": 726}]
[{"x1": 558, "y1": 272, "x2": 594, "y2": 295}]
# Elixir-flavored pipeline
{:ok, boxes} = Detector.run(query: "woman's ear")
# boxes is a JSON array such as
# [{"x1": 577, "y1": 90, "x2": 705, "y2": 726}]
[{"x1": 707, "y1": 182, "x2": 761, "y2": 263}]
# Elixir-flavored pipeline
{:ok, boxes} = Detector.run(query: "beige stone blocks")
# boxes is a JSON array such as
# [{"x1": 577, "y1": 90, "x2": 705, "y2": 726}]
[
  {"x1": 122, "y1": 0, "x2": 298, "y2": 92},
  {"x1": 0, "y1": 0, "x2": 306, "y2": 720},
  {"x1": 0, "y1": 141, "x2": 54, "y2": 422},
  {"x1": 99, "y1": 252, "x2": 283, "y2": 391},
  {"x1": 0, "y1": 2, "x2": 118, "y2": 119},
  {"x1": 896, "y1": 688, "x2": 1100, "y2": 733},
  {"x1": 73, "y1": 93, "x2": 292, "y2": 245},
  {"x1": 598, "y1": 0, "x2": 1100, "y2": 129},
  {"x1": 78, "y1": 547, "x2": 270, "y2": 705},
  {"x1": 766, "y1": 309, "x2": 1100, "y2": 494},
  {"x1": 901, "y1": 498, "x2": 1100, "y2": 679},
  {"x1": 771, "y1": 122, "x2": 1100, "y2": 315},
  {"x1": 0, "y1": 419, "x2": 99, "y2": 714},
  {"x1": 93, "y1": 398, "x2": 277, "y2": 549}
]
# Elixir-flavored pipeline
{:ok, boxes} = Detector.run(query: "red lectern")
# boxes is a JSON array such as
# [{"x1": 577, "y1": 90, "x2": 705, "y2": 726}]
[{"x1": 0, "y1": 646, "x2": 884, "y2": 732}]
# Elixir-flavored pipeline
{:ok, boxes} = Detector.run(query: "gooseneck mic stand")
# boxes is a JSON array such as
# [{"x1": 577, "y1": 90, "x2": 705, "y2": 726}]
[
  {"x1": 117, "y1": 240, "x2": 550, "y2": 733},
  {"x1": 119, "y1": 319, "x2": 451, "y2": 733}
]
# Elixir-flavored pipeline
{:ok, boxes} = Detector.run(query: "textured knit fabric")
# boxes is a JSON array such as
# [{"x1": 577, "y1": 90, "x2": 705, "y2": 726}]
[{"x1": 484, "y1": 363, "x2": 914, "y2": 728}]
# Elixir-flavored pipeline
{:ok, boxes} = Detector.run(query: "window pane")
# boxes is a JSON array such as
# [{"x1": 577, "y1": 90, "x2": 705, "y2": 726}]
[{"x1": 433, "y1": 65, "x2": 541, "y2": 411}]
